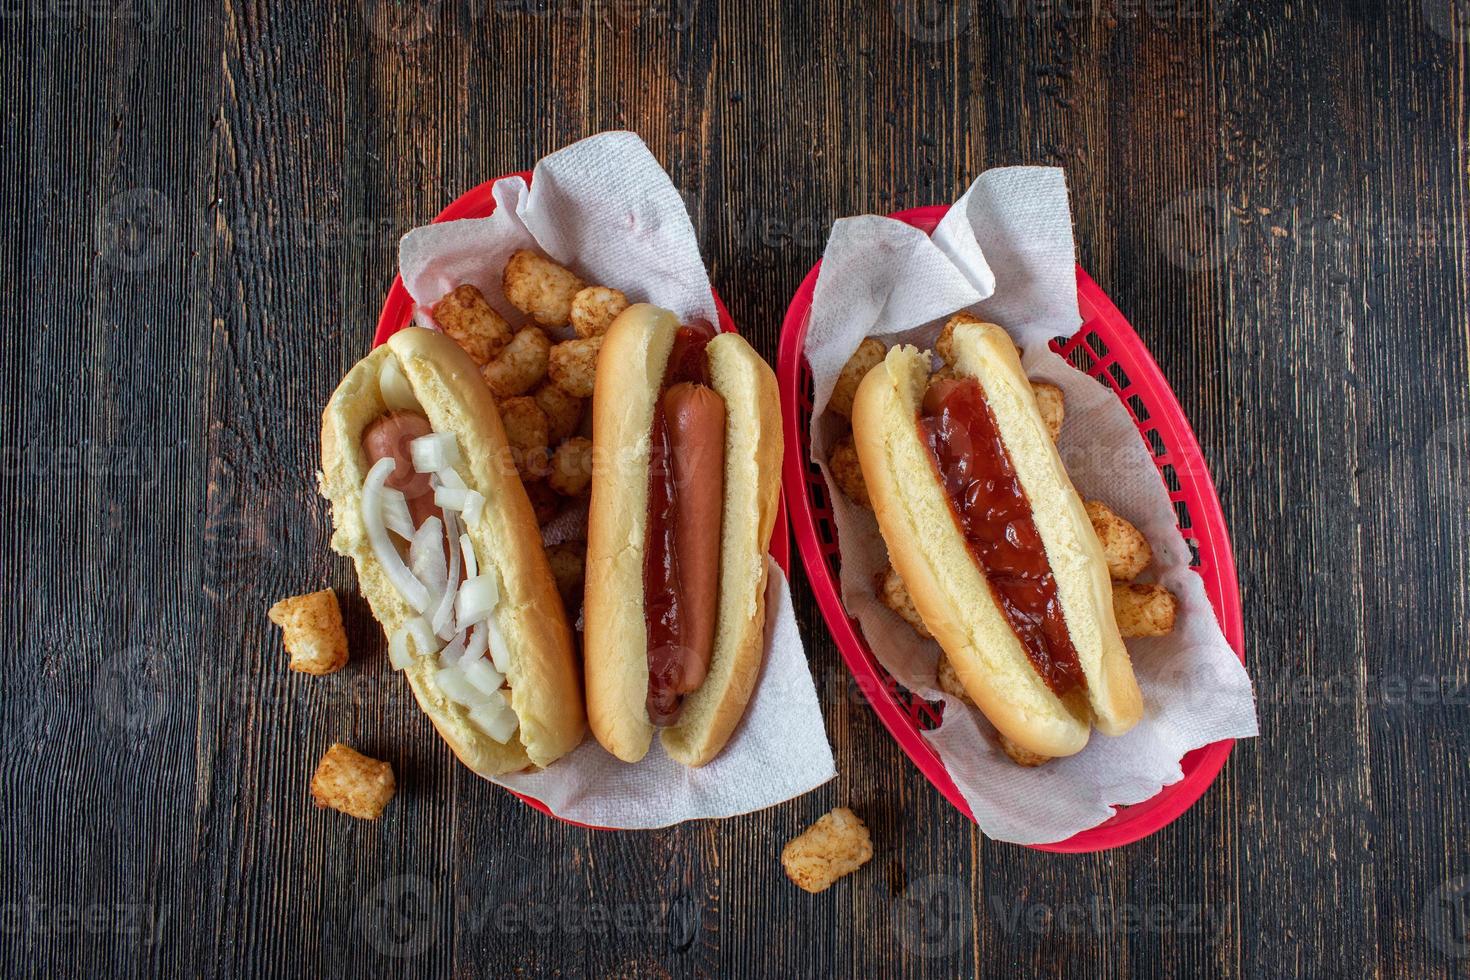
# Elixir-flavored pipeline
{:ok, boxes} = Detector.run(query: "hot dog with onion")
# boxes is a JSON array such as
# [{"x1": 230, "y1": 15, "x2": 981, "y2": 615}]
[
  {"x1": 319, "y1": 327, "x2": 585, "y2": 776},
  {"x1": 584, "y1": 304, "x2": 782, "y2": 766},
  {"x1": 850, "y1": 320, "x2": 1143, "y2": 758}
]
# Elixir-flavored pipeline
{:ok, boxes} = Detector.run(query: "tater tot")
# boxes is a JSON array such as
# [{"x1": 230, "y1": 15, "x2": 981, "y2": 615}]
[
  {"x1": 481, "y1": 327, "x2": 551, "y2": 399},
  {"x1": 1032, "y1": 381, "x2": 1065, "y2": 441},
  {"x1": 828, "y1": 338, "x2": 886, "y2": 418},
  {"x1": 1113, "y1": 583, "x2": 1178, "y2": 637},
  {"x1": 523, "y1": 479, "x2": 560, "y2": 525},
  {"x1": 548, "y1": 335, "x2": 604, "y2": 398},
  {"x1": 548, "y1": 436, "x2": 593, "y2": 497},
  {"x1": 934, "y1": 311, "x2": 983, "y2": 366},
  {"x1": 827, "y1": 433, "x2": 870, "y2": 508},
  {"x1": 1085, "y1": 500, "x2": 1153, "y2": 581},
  {"x1": 878, "y1": 562, "x2": 930, "y2": 639},
  {"x1": 545, "y1": 542, "x2": 586, "y2": 611},
  {"x1": 499, "y1": 396, "x2": 551, "y2": 480},
  {"x1": 533, "y1": 382, "x2": 584, "y2": 445},
  {"x1": 998, "y1": 734, "x2": 1051, "y2": 767},
  {"x1": 935, "y1": 653, "x2": 971, "y2": 702},
  {"x1": 569, "y1": 286, "x2": 629, "y2": 338},
  {"x1": 431, "y1": 284, "x2": 512, "y2": 366},
  {"x1": 502, "y1": 250, "x2": 585, "y2": 327}
]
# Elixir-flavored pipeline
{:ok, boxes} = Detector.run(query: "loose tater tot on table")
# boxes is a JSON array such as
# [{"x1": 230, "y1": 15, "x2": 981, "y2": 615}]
[
  {"x1": 1113, "y1": 582, "x2": 1179, "y2": 637},
  {"x1": 569, "y1": 286, "x2": 629, "y2": 338},
  {"x1": 500, "y1": 396, "x2": 551, "y2": 480},
  {"x1": 827, "y1": 338, "x2": 886, "y2": 418},
  {"x1": 431, "y1": 284, "x2": 512, "y2": 366},
  {"x1": 548, "y1": 335, "x2": 604, "y2": 398},
  {"x1": 268, "y1": 588, "x2": 349, "y2": 676},
  {"x1": 1085, "y1": 500, "x2": 1153, "y2": 581},
  {"x1": 310, "y1": 744, "x2": 395, "y2": 820},
  {"x1": 548, "y1": 436, "x2": 594, "y2": 497},
  {"x1": 782, "y1": 808, "x2": 874, "y2": 894},
  {"x1": 534, "y1": 382, "x2": 584, "y2": 444},
  {"x1": 503, "y1": 250, "x2": 585, "y2": 327},
  {"x1": 481, "y1": 326, "x2": 551, "y2": 399}
]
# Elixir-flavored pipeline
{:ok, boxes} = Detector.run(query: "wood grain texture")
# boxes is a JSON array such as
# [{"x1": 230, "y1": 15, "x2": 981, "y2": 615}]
[{"x1": 2, "y1": 1, "x2": 1466, "y2": 977}]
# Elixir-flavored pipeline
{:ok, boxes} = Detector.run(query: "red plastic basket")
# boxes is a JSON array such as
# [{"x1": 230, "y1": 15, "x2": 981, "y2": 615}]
[
  {"x1": 778, "y1": 205, "x2": 1246, "y2": 852},
  {"x1": 372, "y1": 173, "x2": 788, "y2": 827}
]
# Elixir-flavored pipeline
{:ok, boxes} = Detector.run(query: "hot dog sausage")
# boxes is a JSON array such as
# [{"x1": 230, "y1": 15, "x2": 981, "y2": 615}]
[
  {"x1": 362, "y1": 410, "x2": 441, "y2": 528},
  {"x1": 662, "y1": 382, "x2": 726, "y2": 694}
]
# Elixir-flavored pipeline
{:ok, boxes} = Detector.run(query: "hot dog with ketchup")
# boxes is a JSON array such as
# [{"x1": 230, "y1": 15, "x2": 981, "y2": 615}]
[
  {"x1": 585, "y1": 305, "x2": 782, "y2": 766},
  {"x1": 320, "y1": 328, "x2": 585, "y2": 776},
  {"x1": 850, "y1": 320, "x2": 1142, "y2": 758}
]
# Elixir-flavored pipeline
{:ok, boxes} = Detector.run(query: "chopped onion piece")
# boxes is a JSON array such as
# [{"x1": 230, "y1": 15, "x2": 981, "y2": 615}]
[
  {"x1": 437, "y1": 631, "x2": 466, "y2": 667},
  {"x1": 381, "y1": 488, "x2": 415, "y2": 540},
  {"x1": 455, "y1": 574, "x2": 498, "y2": 631},
  {"x1": 408, "y1": 517, "x2": 447, "y2": 601},
  {"x1": 378, "y1": 356, "x2": 421, "y2": 411},
  {"x1": 486, "y1": 616, "x2": 512, "y2": 675},
  {"x1": 434, "y1": 486, "x2": 484, "y2": 521},
  {"x1": 388, "y1": 624, "x2": 413, "y2": 670},
  {"x1": 361, "y1": 457, "x2": 430, "y2": 612},
  {"x1": 462, "y1": 621, "x2": 488, "y2": 661},
  {"x1": 468, "y1": 691, "x2": 518, "y2": 744},
  {"x1": 459, "y1": 533, "x2": 478, "y2": 580},
  {"x1": 436, "y1": 664, "x2": 488, "y2": 708},
  {"x1": 405, "y1": 617, "x2": 439, "y2": 656},
  {"x1": 436, "y1": 468, "x2": 466, "y2": 491},
  {"x1": 410, "y1": 432, "x2": 461, "y2": 474},
  {"x1": 390, "y1": 616, "x2": 439, "y2": 670},
  {"x1": 461, "y1": 489, "x2": 485, "y2": 526},
  {"x1": 430, "y1": 509, "x2": 463, "y2": 640},
  {"x1": 460, "y1": 655, "x2": 504, "y2": 697}
]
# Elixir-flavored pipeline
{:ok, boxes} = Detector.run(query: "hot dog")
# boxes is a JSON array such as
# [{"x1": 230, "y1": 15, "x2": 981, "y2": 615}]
[
  {"x1": 319, "y1": 327, "x2": 585, "y2": 776},
  {"x1": 850, "y1": 321, "x2": 1143, "y2": 758},
  {"x1": 584, "y1": 305, "x2": 782, "y2": 766}
]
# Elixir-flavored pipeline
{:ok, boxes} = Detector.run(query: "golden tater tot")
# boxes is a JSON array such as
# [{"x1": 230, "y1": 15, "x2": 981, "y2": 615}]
[
  {"x1": 827, "y1": 433, "x2": 870, "y2": 508},
  {"x1": 828, "y1": 338, "x2": 886, "y2": 418},
  {"x1": 998, "y1": 734, "x2": 1051, "y2": 767},
  {"x1": 1032, "y1": 381, "x2": 1065, "y2": 441},
  {"x1": 431, "y1": 284, "x2": 512, "y2": 366},
  {"x1": 935, "y1": 653, "x2": 970, "y2": 702},
  {"x1": 523, "y1": 479, "x2": 560, "y2": 525},
  {"x1": 1085, "y1": 500, "x2": 1153, "y2": 581},
  {"x1": 502, "y1": 250, "x2": 585, "y2": 327},
  {"x1": 569, "y1": 285, "x2": 629, "y2": 338},
  {"x1": 1113, "y1": 582, "x2": 1178, "y2": 637},
  {"x1": 878, "y1": 562, "x2": 930, "y2": 639},
  {"x1": 545, "y1": 542, "x2": 586, "y2": 611},
  {"x1": 548, "y1": 335, "x2": 604, "y2": 398},
  {"x1": 481, "y1": 326, "x2": 551, "y2": 399},
  {"x1": 534, "y1": 382, "x2": 584, "y2": 444},
  {"x1": 548, "y1": 436, "x2": 593, "y2": 497},
  {"x1": 500, "y1": 396, "x2": 551, "y2": 480}
]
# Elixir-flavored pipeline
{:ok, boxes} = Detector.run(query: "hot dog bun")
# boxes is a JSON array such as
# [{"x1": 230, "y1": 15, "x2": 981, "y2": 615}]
[
  {"x1": 851, "y1": 322, "x2": 1142, "y2": 758},
  {"x1": 585, "y1": 305, "x2": 783, "y2": 765},
  {"x1": 320, "y1": 327, "x2": 585, "y2": 774}
]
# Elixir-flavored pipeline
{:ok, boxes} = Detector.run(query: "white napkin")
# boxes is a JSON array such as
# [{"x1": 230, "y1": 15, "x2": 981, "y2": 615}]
[
  {"x1": 806, "y1": 167, "x2": 1257, "y2": 845},
  {"x1": 396, "y1": 131, "x2": 834, "y2": 828}
]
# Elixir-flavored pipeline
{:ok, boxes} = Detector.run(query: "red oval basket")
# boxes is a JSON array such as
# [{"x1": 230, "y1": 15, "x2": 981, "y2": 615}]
[
  {"x1": 373, "y1": 173, "x2": 788, "y2": 827},
  {"x1": 778, "y1": 205, "x2": 1246, "y2": 852}
]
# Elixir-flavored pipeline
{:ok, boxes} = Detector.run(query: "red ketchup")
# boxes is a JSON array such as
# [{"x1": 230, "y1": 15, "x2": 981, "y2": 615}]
[
  {"x1": 644, "y1": 320, "x2": 718, "y2": 724},
  {"x1": 918, "y1": 377, "x2": 1087, "y2": 698}
]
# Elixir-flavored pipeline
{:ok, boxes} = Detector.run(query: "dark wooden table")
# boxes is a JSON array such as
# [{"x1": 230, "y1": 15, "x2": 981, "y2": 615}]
[{"x1": 4, "y1": 1, "x2": 1467, "y2": 976}]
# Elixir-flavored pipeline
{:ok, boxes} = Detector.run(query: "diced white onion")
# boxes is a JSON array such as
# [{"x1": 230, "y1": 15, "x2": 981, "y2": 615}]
[
  {"x1": 455, "y1": 574, "x2": 499, "y2": 631},
  {"x1": 389, "y1": 616, "x2": 439, "y2": 670},
  {"x1": 405, "y1": 617, "x2": 439, "y2": 656},
  {"x1": 437, "y1": 631, "x2": 466, "y2": 667},
  {"x1": 486, "y1": 616, "x2": 512, "y2": 675},
  {"x1": 408, "y1": 517, "x2": 447, "y2": 601},
  {"x1": 460, "y1": 533, "x2": 478, "y2": 580},
  {"x1": 462, "y1": 621, "x2": 488, "y2": 661},
  {"x1": 388, "y1": 624, "x2": 413, "y2": 670},
  {"x1": 434, "y1": 486, "x2": 484, "y2": 522},
  {"x1": 381, "y1": 488, "x2": 415, "y2": 540},
  {"x1": 430, "y1": 509, "x2": 463, "y2": 639},
  {"x1": 361, "y1": 457, "x2": 431, "y2": 612},
  {"x1": 410, "y1": 432, "x2": 461, "y2": 474},
  {"x1": 378, "y1": 356, "x2": 421, "y2": 412},
  {"x1": 436, "y1": 468, "x2": 466, "y2": 491},
  {"x1": 462, "y1": 489, "x2": 485, "y2": 525},
  {"x1": 460, "y1": 655, "x2": 505, "y2": 696},
  {"x1": 435, "y1": 664, "x2": 486, "y2": 707},
  {"x1": 468, "y1": 691, "x2": 519, "y2": 744}
]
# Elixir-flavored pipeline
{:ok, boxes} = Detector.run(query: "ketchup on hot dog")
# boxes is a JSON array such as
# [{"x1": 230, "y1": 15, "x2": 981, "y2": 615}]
[
  {"x1": 918, "y1": 377, "x2": 1086, "y2": 697},
  {"x1": 644, "y1": 320, "x2": 726, "y2": 724}
]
